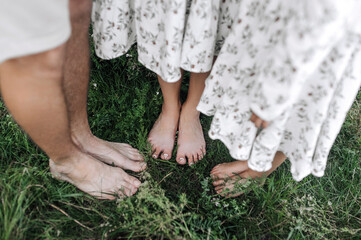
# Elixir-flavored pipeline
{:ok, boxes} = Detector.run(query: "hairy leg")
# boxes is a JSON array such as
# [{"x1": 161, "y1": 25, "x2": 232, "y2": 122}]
[
  {"x1": 176, "y1": 71, "x2": 208, "y2": 166},
  {"x1": 63, "y1": 0, "x2": 146, "y2": 172},
  {"x1": 0, "y1": 46, "x2": 140, "y2": 199},
  {"x1": 211, "y1": 152, "x2": 287, "y2": 197},
  {"x1": 148, "y1": 75, "x2": 182, "y2": 160}
]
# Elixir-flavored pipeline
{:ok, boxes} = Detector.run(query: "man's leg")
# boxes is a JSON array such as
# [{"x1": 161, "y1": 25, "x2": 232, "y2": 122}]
[
  {"x1": 63, "y1": 0, "x2": 146, "y2": 172},
  {"x1": 0, "y1": 45, "x2": 141, "y2": 199}
]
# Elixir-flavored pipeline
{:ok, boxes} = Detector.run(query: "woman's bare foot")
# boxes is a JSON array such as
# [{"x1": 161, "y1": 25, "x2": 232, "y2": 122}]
[
  {"x1": 49, "y1": 152, "x2": 142, "y2": 200},
  {"x1": 176, "y1": 104, "x2": 206, "y2": 166},
  {"x1": 72, "y1": 134, "x2": 147, "y2": 172},
  {"x1": 148, "y1": 103, "x2": 180, "y2": 160},
  {"x1": 211, "y1": 152, "x2": 287, "y2": 197}
]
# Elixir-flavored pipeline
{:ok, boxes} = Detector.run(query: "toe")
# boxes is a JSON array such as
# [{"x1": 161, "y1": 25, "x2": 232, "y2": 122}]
[
  {"x1": 122, "y1": 159, "x2": 147, "y2": 172},
  {"x1": 176, "y1": 154, "x2": 187, "y2": 165},
  {"x1": 202, "y1": 146, "x2": 206, "y2": 156},
  {"x1": 97, "y1": 193, "x2": 116, "y2": 200},
  {"x1": 188, "y1": 155, "x2": 195, "y2": 166},
  {"x1": 125, "y1": 175, "x2": 141, "y2": 188},
  {"x1": 118, "y1": 186, "x2": 133, "y2": 197},
  {"x1": 192, "y1": 154, "x2": 199, "y2": 163},
  {"x1": 211, "y1": 168, "x2": 221, "y2": 178},
  {"x1": 216, "y1": 189, "x2": 223, "y2": 195},
  {"x1": 212, "y1": 180, "x2": 224, "y2": 186},
  {"x1": 130, "y1": 151, "x2": 144, "y2": 161},
  {"x1": 135, "y1": 161, "x2": 147, "y2": 172},
  {"x1": 152, "y1": 148, "x2": 161, "y2": 159},
  {"x1": 161, "y1": 151, "x2": 172, "y2": 160}
]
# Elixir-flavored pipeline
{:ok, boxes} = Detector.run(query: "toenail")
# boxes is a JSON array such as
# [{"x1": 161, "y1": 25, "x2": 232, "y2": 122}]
[
  {"x1": 163, "y1": 154, "x2": 169, "y2": 159},
  {"x1": 153, "y1": 154, "x2": 157, "y2": 158},
  {"x1": 134, "y1": 181, "x2": 141, "y2": 187},
  {"x1": 180, "y1": 158, "x2": 185, "y2": 162},
  {"x1": 189, "y1": 162, "x2": 194, "y2": 166}
]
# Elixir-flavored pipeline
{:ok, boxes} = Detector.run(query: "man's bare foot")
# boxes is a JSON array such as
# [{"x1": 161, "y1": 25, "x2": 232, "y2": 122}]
[
  {"x1": 49, "y1": 152, "x2": 142, "y2": 200},
  {"x1": 211, "y1": 152, "x2": 287, "y2": 197},
  {"x1": 71, "y1": 134, "x2": 147, "y2": 172},
  {"x1": 148, "y1": 104, "x2": 180, "y2": 160},
  {"x1": 176, "y1": 104, "x2": 206, "y2": 166}
]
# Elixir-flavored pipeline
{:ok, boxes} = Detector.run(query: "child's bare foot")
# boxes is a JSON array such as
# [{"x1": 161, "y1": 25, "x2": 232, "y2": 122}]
[
  {"x1": 49, "y1": 152, "x2": 142, "y2": 200},
  {"x1": 211, "y1": 152, "x2": 287, "y2": 197},
  {"x1": 176, "y1": 104, "x2": 206, "y2": 166},
  {"x1": 148, "y1": 103, "x2": 180, "y2": 160},
  {"x1": 211, "y1": 161, "x2": 264, "y2": 197},
  {"x1": 72, "y1": 134, "x2": 146, "y2": 172}
]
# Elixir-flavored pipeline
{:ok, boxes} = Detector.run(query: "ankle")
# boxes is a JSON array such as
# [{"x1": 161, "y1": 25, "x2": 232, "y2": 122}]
[
  {"x1": 161, "y1": 101, "x2": 181, "y2": 115},
  {"x1": 70, "y1": 128, "x2": 95, "y2": 147},
  {"x1": 51, "y1": 150, "x2": 82, "y2": 166},
  {"x1": 181, "y1": 102, "x2": 200, "y2": 117}
]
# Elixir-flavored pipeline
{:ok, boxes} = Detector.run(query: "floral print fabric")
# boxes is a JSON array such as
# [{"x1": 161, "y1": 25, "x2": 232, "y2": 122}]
[
  {"x1": 197, "y1": 0, "x2": 361, "y2": 181},
  {"x1": 92, "y1": 0, "x2": 240, "y2": 82}
]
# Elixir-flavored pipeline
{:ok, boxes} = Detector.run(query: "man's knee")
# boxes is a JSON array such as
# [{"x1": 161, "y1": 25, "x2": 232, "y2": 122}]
[
  {"x1": 69, "y1": 0, "x2": 92, "y2": 25},
  {"x1": 1, "y1": 44, "x2": 65, "y2": 81}
]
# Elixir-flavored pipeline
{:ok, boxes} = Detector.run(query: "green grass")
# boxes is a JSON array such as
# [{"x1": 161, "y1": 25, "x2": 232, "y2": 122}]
[{"x1": 0, "y1": 44, "x2": 360, "y2": 239}]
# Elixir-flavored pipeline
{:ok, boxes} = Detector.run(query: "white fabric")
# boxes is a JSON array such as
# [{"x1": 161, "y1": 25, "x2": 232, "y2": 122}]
[
  {"x1": 91, "y1": 0, "x2": 240, "y2": 82},
  {"x1": 0, "y1": 0, "x2": 70, "y2": 64},
  {"x1": 197, "y1": 0, "x2": 361, "y2": 181}
]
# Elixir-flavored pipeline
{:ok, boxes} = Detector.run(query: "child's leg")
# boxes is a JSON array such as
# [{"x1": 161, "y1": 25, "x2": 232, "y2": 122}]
[
  {"x1": 148, "y1": 75, "x2": 182, "y2": 160},
  {"x1": 211, "y1": 151, "x2": 287, "y2": 197},
  {"x1": 176, "y1": 72, "x2": 209, "y2": 166}
]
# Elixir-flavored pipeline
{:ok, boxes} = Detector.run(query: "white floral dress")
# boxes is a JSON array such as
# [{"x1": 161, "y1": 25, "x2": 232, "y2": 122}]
[
  {"x1": 92, "y1": 0, "x2": 241, "y2": 82},
  {"x1": 197, "y1": 0, "x2": 361, "y2": 181}
]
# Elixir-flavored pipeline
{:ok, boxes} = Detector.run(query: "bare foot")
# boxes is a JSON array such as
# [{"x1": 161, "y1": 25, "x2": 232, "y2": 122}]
[
  {"x1": 49, "y1": 152, "x2": 142, "y2": 200},
  {"x1": 176, "y1": 104, "x2": 206, "y2": 166},
  {"x1": 211, "y1": 152, "x2": 287, "y2": 197},
  {"x1": 148, "y1": 104, "x2": 180, "y2": 160},
  {"x1": 72, "y1": 134, "x2": 146, "y2": 173},
  {"x1": 211, "y1": 161, "x2": 265, "y2": 197}
]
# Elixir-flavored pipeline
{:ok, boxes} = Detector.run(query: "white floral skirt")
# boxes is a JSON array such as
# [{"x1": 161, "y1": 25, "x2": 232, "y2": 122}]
[
  {"x1": 91, "y1": 0, "x2": 240, "y2": 82},
  {"x1": 197, "y1": 0, "x2": 361, "y2": 181}
]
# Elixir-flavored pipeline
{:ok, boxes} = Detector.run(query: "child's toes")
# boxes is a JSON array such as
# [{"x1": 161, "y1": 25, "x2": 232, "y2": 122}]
[
  {"x1": 211, "y1": 166, "x2": 222, "y2": 177},
  {"x1": 216, "y1": 189, "x2": 224, "y2": 195},
  {"x1": 212, "y1": 180, "x2": 224, "y2": 186}
]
